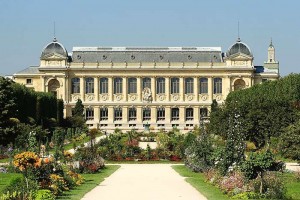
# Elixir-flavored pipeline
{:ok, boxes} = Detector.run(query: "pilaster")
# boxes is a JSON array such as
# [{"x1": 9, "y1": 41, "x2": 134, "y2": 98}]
[
  {"x1": 165, "y1": 77, "x2": 170, "y2": 101},
  {"x1": 94, "y1": 77, "x2": 99, "y2": 101},
  {"x1": 108, "y1": 77, "x2": 113, "y2": 101},
  {"x1": 179, "y1": 77, "x2": 184, "y2": 101},
  {"x1": 123, "y1": 77, "x2": 127, "y2": 101},
  {"x1": 151, "y1": 77, "x2": 156, "y2": 101},
  {"x1": 80, "y1": 77, "x2": 84, "y2": 100},
  {"x1": 194, "y1": 77, "x2": 198, "y2": 101}
]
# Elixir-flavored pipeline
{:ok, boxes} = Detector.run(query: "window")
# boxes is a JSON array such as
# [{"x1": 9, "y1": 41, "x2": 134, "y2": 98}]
[
  {"x1": 213, "y1": 78, "x2": 222, "y2": 94},
  {"x1": 71, "y1": 78, "x2": 80, "y2": 94},
  {"x1": 171, "y1": 108, "x2": 179, "y2": 121},
  {"x1": 156, "y1": 78, "x2": 165, "y2": 94},
  {"x1": 143, "y1": 77, "x2": 151, "y2": 89},
  {"x1": 171, "y1": 78, "x2": 179, "y2": 94},
  {"x1": 26, "y1": 79, "x2": 32, "y2": 85},
  {"x1": 85, "y1": 107, "x2": 94, "y2": 120},
  {"x1": 200, "y1": 108, "x2": 208, "y2": 118},
  {"x1": 100, "y1": 78, "x2": 108, "y2": 94},
  {"x1": 114, "y1": 77, "x2": 123, "y2": 94},
  {"x1": 185, "y1": 78, "x2": 194, "y2": 94},
  {"x1": 262, "y1": 78, "x2": 268, "y2": 83},
  {"x1": 128, "y1": 78, "x2": 137, "y2": 94},
  {"x1": 114, "y1": 107, "x2": 122, "y2": 121},
  {"x1": 143, "y1": 108, "x2": 151, "y2": 121},
  {"x1": 157, "y1": 107, "x2": 165, "y2": 121},
  {"x1": 129, "y1": 107, "x2": 137, "y2": 121},
  {"x1": 199, "y1": 78, "x2": 208, "y2": 94},
  {"x1": 85, "y1": 77, "x2": 94, "y2": 94},
  {"x1": 100, "y1": 107, "x2": 108, "y2": 121},
  {"x1": 186, "y1": 108, "x2": 193, "y2": 121}
]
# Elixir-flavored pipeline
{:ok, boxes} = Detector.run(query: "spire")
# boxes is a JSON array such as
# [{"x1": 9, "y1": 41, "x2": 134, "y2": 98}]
[
  {"x1": 237, "y1": 21, "x2": 241, "y2": 42},
  {"x1": 53, "y1": 21, "x2": 57, "y2": 42},
  {"x1": 269, "y1": 37, "x2": 273, "y2": 47}
]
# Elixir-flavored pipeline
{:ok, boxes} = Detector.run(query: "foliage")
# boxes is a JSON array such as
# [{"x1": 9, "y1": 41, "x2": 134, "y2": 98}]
[
  {"x1": 219, "y1": 171, "x2": 245, "y2": 194},
  {"x1": 231, "y1": 192, "x2": 260, "y2": 199},
  {"x1": 49, "y1": 173, "x2": 69, "y2": 195},
  {"x1": 185, "y1": 127, "x2": 214, "y2": 172},
  {"x1": 279, "y1": 120, "x2": 300, "y2": 162},
  {"x1": 13, "y1": 151, "x2": 39, "y2": 172},
  {"x1": 73, "y1": 99, "x2": 84, "y2": 117},
  {"x1": 35, "y1": 189, "x2": 55, "y2": 200}
]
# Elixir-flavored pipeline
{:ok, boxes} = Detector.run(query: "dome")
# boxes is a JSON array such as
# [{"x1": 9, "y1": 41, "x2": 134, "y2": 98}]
[
  {"x1": 41, "y1": 38, "x2": 68, "y2": 59},
  {"x1": 226, "y1": 38, "x2": 252, "y2": 57}
]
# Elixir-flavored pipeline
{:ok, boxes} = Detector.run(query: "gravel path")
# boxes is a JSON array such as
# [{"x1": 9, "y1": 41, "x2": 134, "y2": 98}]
[{"x1": 81, "y1": 164, "x2": 207, "y2": 200}]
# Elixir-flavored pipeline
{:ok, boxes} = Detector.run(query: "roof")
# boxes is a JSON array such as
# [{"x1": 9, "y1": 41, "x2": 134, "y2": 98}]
[
  {"x1": 14, "y1": 66, "x2": 40, "y2": 75},
  {"x1": 71, "y1": 47, "x2": 223, "y2": 63},
  {"x1": 40, "y1": 38, "x2": 68, "y2": 59},
  {"x1": 226, "y1": 38, "x2": 252, "y2": 57}
]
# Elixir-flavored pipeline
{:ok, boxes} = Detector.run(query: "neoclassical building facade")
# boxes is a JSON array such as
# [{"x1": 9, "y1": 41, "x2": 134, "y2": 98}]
[{"x1": 13, "y1": 37, "x2": 279, "y2": 132}]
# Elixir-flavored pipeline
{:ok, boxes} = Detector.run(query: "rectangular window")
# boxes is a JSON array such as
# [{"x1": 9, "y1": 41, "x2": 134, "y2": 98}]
[
  {"x1": 171, "y1": 108, "x2": 179, "y2": 121},
  {"x1": 143, "y1": 78, "x2": 151, "y2": 89},
  {"x1": 85, "y1": 77, "x2": 94, "y2": 94},
  {"x1": 129, "y1": 107, "x2": 137, "y2": 121},
  {"x1": 200, "y1": 108, "x2": 208, "y2": 118},
  {"x1": 143, "y1": 108, "x2": 151, "y2": 121},
  {"x1": 186, "y1": 108, "x2": 193, "y2": 121},
  {"x1": 262, "y1": 78, "x2": 268, "y2": 82},
  {"x1": 114, "y1": 78, "x2": 123, "y2": 94},
  {"x1": 157, "y1": 107, "x2": 165, "y2": 121},
  {"x1": 71, "y1": 78, "x2": 80, "y2": 94},
  {"x1": 213, "y1": 78, "x2": 222, "y2": 94},
  {"x1": 26, "y1": 79, "x2": 32, "y2": 85},
  {"x1": 171, "y1": 78, "x2": 179, "y2": 94},
  {"x1": 156, "y1": 78, "x2": 165, "y2": 94},
  {"x1": 114, "y1": 107, "x2": 122, "y2": 121},
  {"x1": 100, "y1": 78, "x2": 108, "y2": 94},
  {"x1": 100, "y1": 107, "x2": 108, "y2": 121},
  {"x1": 85, "y1": 108, "x2": 94, "y2": 121},
  {"x1": 185, "y1": 78, "x2": 194, "y2": 94},
  {"x1": 200, "y1": 78, "x2": 208, "y2": 94},
  {"x1": 128, "y1": 78, "x2": 137, "y2": 94}
]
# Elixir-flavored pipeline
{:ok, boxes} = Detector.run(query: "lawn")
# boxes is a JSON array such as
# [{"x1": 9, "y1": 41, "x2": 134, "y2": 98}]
[
  {"x1": 57, "y1": 165, "x2": 120, "y2": 200},
  {"x1": 172, "y1": 165, "x2": 229, "y2": 200},
  {"x1": 0, "y1": 173, "x2": 22, "y2": 193},
  {"x1": 282, "y1": 172, "x2": 300, "y2": 200}
]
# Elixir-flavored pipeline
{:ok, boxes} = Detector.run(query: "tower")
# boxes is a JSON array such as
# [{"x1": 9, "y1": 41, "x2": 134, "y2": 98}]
[
  {"x1": 264, "y1": 39, "x2": 279, "y2": 75},
  {"x1": 267, "y1": 39, "x2": 276, "y2": 63}
]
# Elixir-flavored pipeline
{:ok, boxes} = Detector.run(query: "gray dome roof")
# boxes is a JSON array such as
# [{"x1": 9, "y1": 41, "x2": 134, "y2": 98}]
[
  {"x1": 226, "y1": 38, "x2": 252, "y2": 57},
  {"x1": 41, "y1": 38, "x2": 68, "y2": 59}
]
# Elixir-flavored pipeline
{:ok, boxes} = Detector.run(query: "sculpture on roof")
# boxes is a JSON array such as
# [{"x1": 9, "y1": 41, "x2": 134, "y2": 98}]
[{"x1": 142, "y1": 87, "x2": 152, "y2": 103}]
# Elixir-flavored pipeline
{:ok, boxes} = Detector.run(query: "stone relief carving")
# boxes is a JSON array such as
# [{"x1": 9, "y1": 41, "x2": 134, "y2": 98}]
[{"x1": 142, "y1": 87, "x2": 152, "y2": 103}]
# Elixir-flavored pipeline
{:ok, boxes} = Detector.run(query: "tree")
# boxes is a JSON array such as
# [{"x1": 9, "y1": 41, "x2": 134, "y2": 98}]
[{"x1": 73, "y1": 99, "x2": 84, "y2": 117}]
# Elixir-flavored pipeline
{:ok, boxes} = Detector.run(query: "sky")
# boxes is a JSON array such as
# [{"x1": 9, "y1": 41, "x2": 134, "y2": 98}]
[{"x1": 0, "y1": 0, "x2": 299, "y2": 76}]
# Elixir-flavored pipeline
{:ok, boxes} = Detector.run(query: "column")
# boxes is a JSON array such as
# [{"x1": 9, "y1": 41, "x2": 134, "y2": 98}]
[
  {"x1": 151, "y1": 77, "x2": 156, "y2": 101},
  {"x1": 194, "y1": 106, "x2": 200, "y2": 124},
  {"x1": 123, "y1": 77, "x2": 127, "y2": 101},
  {"x1": 179, "y1": 77, "x2": 184, "y2": 101},
  {"x1": 194, "y1": 77, "x2": 198, "y2": 101},
  {"x1": 65, "y1": 76, "x2": 69, "y2": 103},
  {"x1": 179, "y1": 106, "x2": 185, "y2": 124},
  {"x1": 151, "y1": 106, "x2": 157, "y2": 124},
  {"x1": 165, "y1": 77, "x2": 170, "y2": 101},
  {"x1": 136, "y1": 106, "x2": 142, "y2": 124},
  {"x1": 108, "y1": 77, "x2": 113, "y2": 101},
  {"x1": 165, "y1": 106, "x2": 171, "y2": 123},
  {"x1": 80, "y1": 77, "x2": 85, "y2": 101},
  {"x1": 94, "y1": 106, "x2": 100, "y2": 123},
  {"x1": 208, "y1": 77, "x2": 213, "y2": 102},
  {"x1": 94, "y1": 77, "x2": 99, "y2": 101},
  {"x1": 108, "y1": 106, "x2": 114, "y2": 123},
  {"x1": 137, "y1": 77, "x2": 142, "y2": 101},
  {"x1": 123, "y1": 106, "x2": 128, "y2": 123},
  {"x1": 41, "y1": 76, "x2": 45, "y2": 92}
]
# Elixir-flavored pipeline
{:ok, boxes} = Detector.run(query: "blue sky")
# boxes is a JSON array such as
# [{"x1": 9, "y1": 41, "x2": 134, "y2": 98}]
[{"x1": 0, "y1": 0, "x2": 299, "y2": 76}]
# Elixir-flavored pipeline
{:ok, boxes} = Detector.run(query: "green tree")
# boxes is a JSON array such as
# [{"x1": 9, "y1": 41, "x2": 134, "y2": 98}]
[{"x1": 73, "y1": 99, "x2": 84, "y2": 117}]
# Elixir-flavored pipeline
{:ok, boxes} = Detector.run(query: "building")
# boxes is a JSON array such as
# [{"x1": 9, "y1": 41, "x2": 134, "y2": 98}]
[{"x1": 13, "y1": 37, "x2": 279, "y2": 132}]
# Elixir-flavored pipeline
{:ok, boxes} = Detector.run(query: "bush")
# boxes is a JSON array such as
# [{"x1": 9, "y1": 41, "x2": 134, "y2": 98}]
[
  {"x1": 250, "y1": 172, "x2": 286, "y2": 199},
  {"x1": 219, "y1": 171, "x2": 245, "y2": 194},
  {"x1": 231, "y1": 192, "x2": 260, "y2": 199},
  {"x1": 35, "y1": 189, "x2": 55, "y2": 200}
]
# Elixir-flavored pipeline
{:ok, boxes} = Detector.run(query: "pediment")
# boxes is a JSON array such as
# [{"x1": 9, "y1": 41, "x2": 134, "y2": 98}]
[
  {"x1": 41, "y1": 53, "x2": 67, "y2": 60},
  {"x1": 227, "y1": 53, "x2": 253, "y2": 61}
]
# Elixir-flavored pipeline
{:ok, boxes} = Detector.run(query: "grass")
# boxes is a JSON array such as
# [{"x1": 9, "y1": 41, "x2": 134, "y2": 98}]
[
  {"x1": 0, "y1": 173, "x2": 22, "y2": 193},
  {"x1": 282, "y1": 172, "x2": 300, "y2": 200},
  {"x1": 172, "y1": 165, "x2": 229, "y2": 200},
  {"x1": 57, "y1": 165, "x2": 120, "y2": 200},
  {"x1": 0, "y1": 158, "x2": 9, "y2": 163}
]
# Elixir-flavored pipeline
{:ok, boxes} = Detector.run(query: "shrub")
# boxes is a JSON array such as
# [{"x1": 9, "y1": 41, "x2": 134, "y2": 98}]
[
  {"x1": 219, "y1": 171, "x2": 245, "y2": 194},
  {"x1": 35, "y1": 189, "x2": 55, "y2": 200},
  {"x1": 203, "y1": 168, "x2": 222, "y2": 185},
  {"x1": 245, "y1": 141, "x2": 256, "y2": 152},
  {"x1": 231, "y1": 192, "x2": 260, "y2": 199},
  {"x1": 49, "y1": 174, "x2": 69, "y2": 195}
]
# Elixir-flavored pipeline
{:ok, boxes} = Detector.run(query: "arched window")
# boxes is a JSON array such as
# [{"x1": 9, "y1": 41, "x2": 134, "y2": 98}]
[
  {"x1": 128, "y1": 78, "x2": 137, "y2": 94},
  {"x1": 100, "y1": 78, "x2": 108, "y2": 94},
  {"x1": 114, "y1": 77, "x2": 123, "y2": 94},
  {"x1": 199, "y1": 78, "x2": 208, "y2": 94},
  {"x1": 143, "y1": 77, "x2": 151, "y2": 89},
  {"x1": 185, "y1": 78, "x2": 194, "y2": 94},
  {"x1": 171, "y1": 78, "x2": 179, "y2": 94},
  {"x1": 85, "y1": 77, "x2": 94, "y2": 94},
  {"x1": 156, "y1": 78, "x2": 165, "y2": 94},
  {"x1": 234, "y1": 79, "x2": 246, "y2": 91},
  {"x1": 71, "y1": 78, "x2": 80, "y2": 94},
  {"x1": 213, "y1": 78, "x2": 222, "y2": 94}
]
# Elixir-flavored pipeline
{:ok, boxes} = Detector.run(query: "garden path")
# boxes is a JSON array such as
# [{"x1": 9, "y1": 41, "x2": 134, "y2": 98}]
[
  {"x1": 81, "y1": 164, "x2": 207, "y2": 200},
  {"x1": 286, "y1": 163, "x2": 300, "y2": 172}
]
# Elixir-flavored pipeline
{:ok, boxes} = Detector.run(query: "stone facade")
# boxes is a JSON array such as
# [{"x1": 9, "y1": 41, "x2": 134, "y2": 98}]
[{"x1": 13, "y1": 37, "x2": 279, "y2": 132}]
